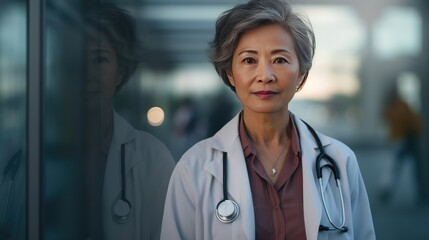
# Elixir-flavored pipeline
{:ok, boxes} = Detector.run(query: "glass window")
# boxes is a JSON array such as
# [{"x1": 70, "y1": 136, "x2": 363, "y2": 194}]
[
  {"x1": 0, "y1": 1, "x2": 27, "y2": 239},
  {"x1": 43, "y1": 1, "x2": 86, "y2": 239}
]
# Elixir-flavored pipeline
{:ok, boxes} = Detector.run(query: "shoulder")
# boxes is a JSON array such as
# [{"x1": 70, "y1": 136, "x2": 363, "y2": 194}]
[
  {"x1": 133, "y1": 129, "x2": 175, "y2": 166},
  {"x1": 135, "y1": 130, "x2": 168, "y2": 150},
  {"x1": 293, "y1": 114, "x2": 356, "y2": 161},
  {"x1": 322, "y1": 134, "x2": 356, "y2": 159},
  {"x1": 175, "y1": 137, "x2": 216, "y2": 171}
]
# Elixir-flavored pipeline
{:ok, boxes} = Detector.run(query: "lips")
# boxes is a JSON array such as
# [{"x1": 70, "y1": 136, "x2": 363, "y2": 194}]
[{"x1": 254, "y1": 90, "x2": 278, "y2": 98}]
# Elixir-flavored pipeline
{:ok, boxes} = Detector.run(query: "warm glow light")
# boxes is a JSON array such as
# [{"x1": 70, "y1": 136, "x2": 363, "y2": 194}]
[{"x1": 147, "y1": 107, "x2": 165, "y2": 126}]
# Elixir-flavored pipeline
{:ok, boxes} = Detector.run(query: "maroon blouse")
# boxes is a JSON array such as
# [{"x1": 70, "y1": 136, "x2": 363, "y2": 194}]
[{"x1": 239, "y1": 113, "x2": 306, "y2": 240}]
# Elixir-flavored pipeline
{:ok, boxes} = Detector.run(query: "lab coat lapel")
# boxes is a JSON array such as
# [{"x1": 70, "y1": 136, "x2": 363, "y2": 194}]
[
  {"x1": 113, "y1": 112, "x2": 138, "y2": 173},
  {"x1": 294, "y1": 115, "x2": 333, "y2": 239},
  {"x1": 228, "y1": 140, "x2": 255, "y2": 240},
  {"x1": 104, "y1": 112, "x2": 137, "y2": 202},
  {"x1": 102, "y1": 112, "x2": 138, "y2": 239},
  {"x1": 294, "y1": 115, "x2": 334, "y2": 191},
  {"x1": 206, "y1": 113, "x2": 255, "y2": 240}
]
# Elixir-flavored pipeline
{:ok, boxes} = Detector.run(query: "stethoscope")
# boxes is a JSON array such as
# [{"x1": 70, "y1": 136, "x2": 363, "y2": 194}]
[
  {"x1": 303, "y1": 121, "x2": 348, "y2": 233},
  {"x1": 216, "y1": 120, "x2": 348, "y2": 233},
  {"x1": 111, "y1": 143, "x2": 132, "y2": 223}
]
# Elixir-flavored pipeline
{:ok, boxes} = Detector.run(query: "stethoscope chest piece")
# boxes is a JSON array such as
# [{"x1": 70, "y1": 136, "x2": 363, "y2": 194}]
[
  {"x1": 216, "y1": 199, "x2": 239, "y2": 224},
  {"x1": 112, "y1": 199, "x2": 131, "y2": 223}
]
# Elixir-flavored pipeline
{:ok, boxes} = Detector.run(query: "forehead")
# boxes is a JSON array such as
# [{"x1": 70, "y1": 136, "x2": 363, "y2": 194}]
[
  {"x1": 87, "y1": 30, "x2": 115, "y2": 53},
  {"x1": 235, "y1": 23, "x2": 295, "y2": 51}
]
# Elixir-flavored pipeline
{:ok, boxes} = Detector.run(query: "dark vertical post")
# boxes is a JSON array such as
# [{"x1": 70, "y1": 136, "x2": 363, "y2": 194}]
[
  {"x1": 27, "y1": 0, "x2": 43, "y2": 239},
  {"x1": 418, "y1": 0, "x2": 429, "y2": 201}
]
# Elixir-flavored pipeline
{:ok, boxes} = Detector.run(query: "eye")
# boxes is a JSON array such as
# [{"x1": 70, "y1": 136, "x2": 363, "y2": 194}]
[
  {"x1": 242, "y1": 57, "x2": 256, "y2": 64},
  {"x1": 93, "y1": 56, "x2": 109, "y2": 64},
  {"x1": 273, "y1": 57, "x2": 288, "y2": 64}
]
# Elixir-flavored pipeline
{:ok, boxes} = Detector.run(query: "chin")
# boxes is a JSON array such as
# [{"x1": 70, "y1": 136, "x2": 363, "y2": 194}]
[{"x1": 247, "y1": 105, "x2": 288, "y2": 115}]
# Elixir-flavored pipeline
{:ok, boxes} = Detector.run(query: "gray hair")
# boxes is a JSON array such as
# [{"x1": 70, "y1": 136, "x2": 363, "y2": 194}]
[
  {"x1": 85, "y1": 2, "x2": 140, "y2": 94},
  {"x1": 208, "y1": 0, "x2": 315, "y2": 92}
]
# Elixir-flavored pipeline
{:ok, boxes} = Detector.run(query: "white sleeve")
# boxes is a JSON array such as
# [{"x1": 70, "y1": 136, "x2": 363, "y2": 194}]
[
  {"x1": 161, "y1": 161, "x2": 197, "y2": 240},
  {"x1": 349, "y1": 153, "x2": 376, "y2": 240}
]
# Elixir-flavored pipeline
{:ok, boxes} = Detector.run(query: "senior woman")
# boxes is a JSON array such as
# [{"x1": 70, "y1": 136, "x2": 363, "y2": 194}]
[
  {"x1": 161, "y1": 0, "x2": 375, "y2": 239},
  {"x1": 83, "y1": 3, "x2": 175, "y2": 239}
]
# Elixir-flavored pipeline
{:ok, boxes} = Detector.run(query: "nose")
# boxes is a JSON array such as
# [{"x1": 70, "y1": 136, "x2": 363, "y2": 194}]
[{"x1": 256, "y1": 60, "x2": 275, "y2": 83}]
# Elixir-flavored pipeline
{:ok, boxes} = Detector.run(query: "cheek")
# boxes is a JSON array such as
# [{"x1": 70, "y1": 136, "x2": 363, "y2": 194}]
[{"x1": 98, "y1": 66, "x2": 120, "y2": 94}]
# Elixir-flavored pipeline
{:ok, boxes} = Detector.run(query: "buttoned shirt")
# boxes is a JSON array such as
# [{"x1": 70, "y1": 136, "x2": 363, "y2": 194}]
[{"x1": 239, "y1": 113, "x2": 306, "y2": 240}]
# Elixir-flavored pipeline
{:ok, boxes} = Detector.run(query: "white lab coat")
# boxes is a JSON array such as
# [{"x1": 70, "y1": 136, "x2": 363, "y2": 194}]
[
  {"x1": 161, "y1": 113, "x2": 375, "y2": 240},
  {"x1": 102, "y1": 112, "x2": 175, "y2": 240}
]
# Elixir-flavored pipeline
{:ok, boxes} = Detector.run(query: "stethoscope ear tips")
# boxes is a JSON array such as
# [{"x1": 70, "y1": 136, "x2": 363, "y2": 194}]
[
  {"x1": 112, "y1": 199, "x2": 131, "y2": 223},
  {"x1": 216, "y1": 199, "x2": 240, "y2": 224}
]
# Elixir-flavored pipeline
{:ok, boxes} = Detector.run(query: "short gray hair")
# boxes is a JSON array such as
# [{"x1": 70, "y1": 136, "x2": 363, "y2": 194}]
[
  {"x1": 85, "y1": 2, "x2": 140, "y2": 94},
  {"x1": 208, "y1": 0, "x2": 315, "y2": 92}
]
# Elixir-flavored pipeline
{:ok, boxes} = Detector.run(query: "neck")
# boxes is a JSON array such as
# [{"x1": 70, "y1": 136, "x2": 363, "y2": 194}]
[
  {"x1": 242, "y1": 110, "x2": 291, "y2": 147},
  {"x1": 85, "y1": 106, "x2": 114, "y2": 156},
  {"x1": 100, "y1": 109, "x2": 114, "y2": 155}
]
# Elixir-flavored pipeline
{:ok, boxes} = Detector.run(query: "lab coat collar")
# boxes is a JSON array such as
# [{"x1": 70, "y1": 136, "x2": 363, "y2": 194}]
[
  {"x1": 112, "y1": 111, "x2": 135, "y2": 145},
  {"x1": 293, "y1": 114, "x2": 334, "y2": 191},
  {"x1": 206, "y1": 113, "x2": 255, "y2": 240},
  {"x1": 207, "y1": 112, "x2": 336, "y2": 240},
  {"x1": 292, "y1": 114, "x2": 334, "y2": 239},
  {"x1": 111, "y1": 111, "x2": 138, "y2": 172}
]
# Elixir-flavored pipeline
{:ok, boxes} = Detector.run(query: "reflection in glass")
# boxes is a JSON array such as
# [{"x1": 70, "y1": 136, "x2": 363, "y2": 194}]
[
  {"x1": 0, "y1": 1, "x2": 27, "y2": 239},
  {"x1": 82, "y1": 3, "x2": 175, "y2": 239},
  {"x1": 44, "y1": 2, "x2": 175, "y2": 239}
]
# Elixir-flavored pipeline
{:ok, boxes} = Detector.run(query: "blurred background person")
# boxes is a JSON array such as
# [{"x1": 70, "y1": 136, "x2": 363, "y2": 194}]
[
  {"x1": 83, "y1": 2, "x2": 175, "y2": 239},
  {"x1": 170, "y1": 97, "x2": 207, "y2": 161},
  {"x1": 380, "y1": 84, "x2": 425, "y2": 204}
]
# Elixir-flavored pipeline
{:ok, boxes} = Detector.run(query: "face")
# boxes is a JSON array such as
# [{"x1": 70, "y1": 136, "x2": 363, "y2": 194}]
[
  {"x1": 227, "y1": 23, "x2": 305, "y2": 115},
  {"x1": 85, "y1": 31, "x2": 122, "y2": 110}
]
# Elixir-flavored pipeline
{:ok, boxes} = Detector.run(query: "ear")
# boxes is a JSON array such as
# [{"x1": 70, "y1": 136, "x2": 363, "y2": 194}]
[
  {"x1": 296, "y1": 72, "x2": 308, "y2": 92},
  {"x1": 226, "y1": 70, "x2": 235, "y2": 87},
  {"x1": 115, "y1": 71, "x2": 125, "y2": 88}
]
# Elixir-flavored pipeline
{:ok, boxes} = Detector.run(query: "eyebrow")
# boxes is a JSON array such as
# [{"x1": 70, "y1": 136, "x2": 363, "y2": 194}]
[
  {"x1": 90, "y1": 49, "x2": 113, "y2": 55},
  {"x1": 238, "y1": 49, "x2": 292, "y2": 55},
  {"x1": 271, "y1": 49, "x2": 291, "y2": 55}
]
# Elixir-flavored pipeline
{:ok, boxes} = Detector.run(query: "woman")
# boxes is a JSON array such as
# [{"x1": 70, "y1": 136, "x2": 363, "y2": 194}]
[
  {"x1": 84, "y1": 3, "x2": 175, "y2": 239},
  {"x1": 161, "y1": 0, "x2": 375, "y2": 239}
]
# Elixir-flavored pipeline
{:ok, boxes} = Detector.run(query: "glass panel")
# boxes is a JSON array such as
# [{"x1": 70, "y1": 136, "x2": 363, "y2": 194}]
[
  {"x1": 0, "y1": 1, "x2": 27, "y2": 239},
  {"x1": 43, "y1": 1, "x2": 177, "y2": 239},
  {"x1": 44, "y1": 0, "x2": 86, "y2": 239}
]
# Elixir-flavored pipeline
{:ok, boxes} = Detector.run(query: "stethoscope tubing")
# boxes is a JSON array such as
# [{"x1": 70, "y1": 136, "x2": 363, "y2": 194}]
[
  {"x1": 318, "y1": 177, "x2": 346, "y2": 231},
  {"x1": 215, "y1": 152, "x2": 240, "y2": 224},
  {"x1": 111, "y1": 143, "x2": 132, "y2": 223},
  {"x1": 303, "y1": 120, "x2": 348, "y2": 232},
  {"x1": 217, "y1": 119, "x2": 348, "y2": 233}
]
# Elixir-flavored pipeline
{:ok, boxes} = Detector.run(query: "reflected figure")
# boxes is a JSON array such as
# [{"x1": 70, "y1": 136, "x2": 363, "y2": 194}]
[
  {"x1": 0, "y1": 149, "x2": 25, "y2": 240},
  {"x1": 161, "y1": 0, "x2": 375, "y2": 239},
  {"x1": 0, "y1": 3, "x2": 27, "y2": 239},
  {"x1": 83, "y1": 2, "x2": 175, "y2": 239},
  {"x1": 381, "y1": 86, "x2": 425, "y2": 204}
]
